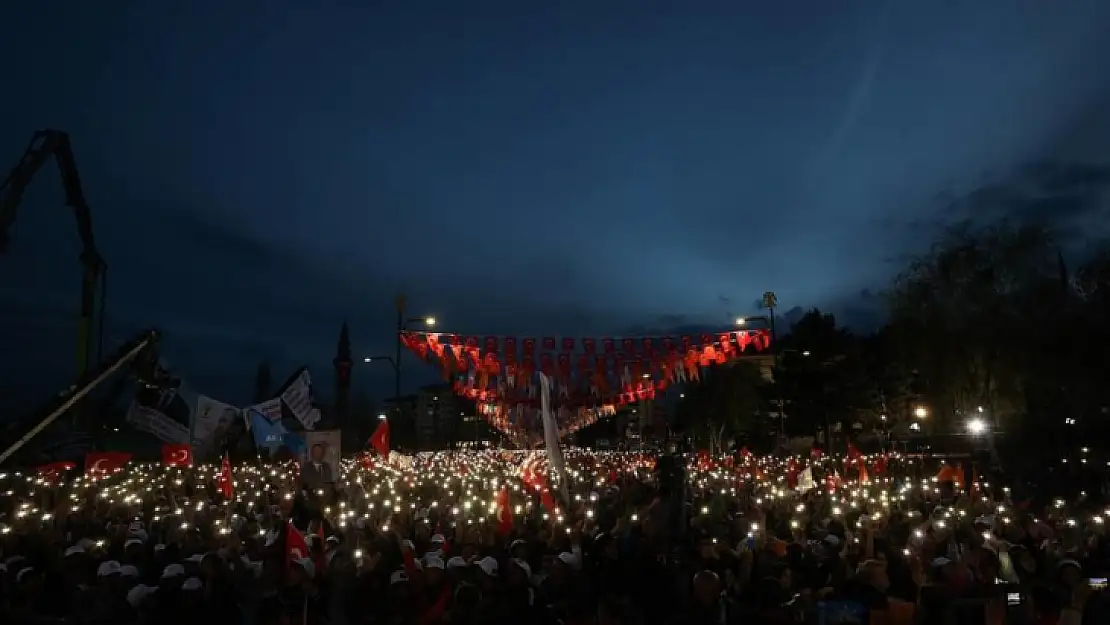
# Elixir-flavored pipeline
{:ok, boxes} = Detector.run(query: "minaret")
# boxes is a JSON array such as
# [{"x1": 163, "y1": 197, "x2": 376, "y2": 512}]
[{"x1": 333, "y1": 321, "x2": 352, "y2": 424}]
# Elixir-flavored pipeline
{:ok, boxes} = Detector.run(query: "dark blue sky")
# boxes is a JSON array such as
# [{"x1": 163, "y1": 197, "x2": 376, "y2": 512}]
[{"x1": 2, "y1": 0, "x2": 1109, "y2": 408}]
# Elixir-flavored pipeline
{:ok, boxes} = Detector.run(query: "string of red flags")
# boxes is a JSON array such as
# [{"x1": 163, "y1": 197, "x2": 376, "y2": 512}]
[{"x1": 400, "y1": 328, "x2": 771, "y2": 443}]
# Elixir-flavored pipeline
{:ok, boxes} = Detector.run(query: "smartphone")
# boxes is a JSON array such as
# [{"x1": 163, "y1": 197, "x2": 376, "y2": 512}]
[
  {"x1": 1089, "y1": 577, "x2": 1108, "y2": 590},
  {"x1": 1006, "y1": 592, "x2": 1021, "y2": 606}
]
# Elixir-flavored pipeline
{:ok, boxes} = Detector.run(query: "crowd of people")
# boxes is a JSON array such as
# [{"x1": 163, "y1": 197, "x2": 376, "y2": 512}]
[{"x1": 1, "y1": 447, "x2": 1108, "y2": 624}]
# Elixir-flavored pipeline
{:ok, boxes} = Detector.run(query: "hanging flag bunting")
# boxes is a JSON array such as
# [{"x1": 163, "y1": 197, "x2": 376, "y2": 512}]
[{"x1": 399, "y1": 326, "x2": 770, "y2": 441}]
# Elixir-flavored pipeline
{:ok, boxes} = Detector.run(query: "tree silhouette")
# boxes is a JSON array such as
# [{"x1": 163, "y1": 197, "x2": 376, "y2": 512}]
[{"x1": 674, "y1": 361, "x2": 767, "y2": 454}]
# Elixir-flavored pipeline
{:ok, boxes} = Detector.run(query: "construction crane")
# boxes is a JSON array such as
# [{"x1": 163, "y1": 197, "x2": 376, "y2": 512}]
[
  {"x1": 0, "y1": 328, "x2": 161, "y2": 466},
  {"x1": 0, "y1": 130, "x2": 107, "y2": 379}
]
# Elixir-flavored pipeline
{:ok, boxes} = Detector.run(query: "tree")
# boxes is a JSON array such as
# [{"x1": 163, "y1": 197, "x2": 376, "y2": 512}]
[
  {"x1": 674, "y1": 361, "x2": 767, "y2": 454},
  {"x1": 772, "y1": 309, "x2": 878, "y2": 447},
  {"x1": 885, "y1": 219, "x2": 1066, "y2": 431}
]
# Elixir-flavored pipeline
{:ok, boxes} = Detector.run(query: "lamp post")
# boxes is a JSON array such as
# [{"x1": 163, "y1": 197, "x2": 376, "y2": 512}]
[
  {"x1": 760, "y1": 292, "x2": 783, "y2": 440},
  {"x1": 392, "y1": 293, "x2": 436, "y2": 405}
]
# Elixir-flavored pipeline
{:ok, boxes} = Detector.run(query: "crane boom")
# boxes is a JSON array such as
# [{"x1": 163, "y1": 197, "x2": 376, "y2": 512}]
[
  {"x1": 0, "y1": 130, "x2": 106, "y2": 378},
  {"x1": 0, "y1": 328, "x2": 160, "y2": 466}
]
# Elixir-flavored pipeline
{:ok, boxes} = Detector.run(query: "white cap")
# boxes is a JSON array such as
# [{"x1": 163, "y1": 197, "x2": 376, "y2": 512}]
[
  {"x1": 120, "y1": 565, "x2": 140, "y2": 578},
  {"x1": 182, "y1": 577, "x2": 203, "y2": 591},
  {"x1": 424, "y1": 556, "x2": 445, "y2": 570},
  {"x1": 185, "y1": 554, "x2": 205, "y2": 564},
  {"x1": 430, "y1": 534, "x2": 446, "y2": 544},
  {"x1": 557, "y1": 552, "x2": 576, "y2": 566},
  {"x1": 97, "y1": 560, "x2": 122, "y2": 577},
  {"x1": 16, "y1": 567, "x2": 36, "y2": 583},
  {"x1": 125, "y1": 538, "x2": 144, "y2": 549},
  {"x1": 127, "y1": 584, "x2": 154, "y2": 607},
  {"x1": 930, "y1": 557, "x2": 952, "y2": 568},
  {"x1": 446, "y1": 556, "x2": 467, "y2": 569},
  {"x1": 476, "y1": 556, "x2": 498, "y2": 577},
  {"x1": 390, "y1": 569, "x2": 409, "y2": 585},
  {"x1": 293, "y1": 558, "x2": 315, "y2": 579},
  {"x1": 511, "y1": 558, "x2": 532, "y2": 578},
  {"x1": 161, "y1": 563, "x2": 185, "y2": 579},
  {"x1": 64, "y1": 545, "x2": 86, "y2": 557},
  {"x1": 510, "y1": 539, "x2": 527, "y2": 550}
]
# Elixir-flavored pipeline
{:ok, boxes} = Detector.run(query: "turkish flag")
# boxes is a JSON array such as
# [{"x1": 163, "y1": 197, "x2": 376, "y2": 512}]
[
  {"x1": 846, "y1": 442, "x2": 862, "y2": 463},
  {"x1": 162, "y1": 443, "x2": 193, "y2": 467},
  {"x1": 85, "y1": 452, "x2": 132, "y2": 475},
  {"x1": 369, "y1": 420, "x2": 390, "y2": 457},
  {"x1": 218, "y1": 453, "x2": 234, "y2": 500},
  {"x1": 285, "y1": 521, "x2": 310, "y2": 567},
  {"x1": 496, "y1": 486, "x2": 513, "y2": 536},
  {"x1": 37, "y1": 461, "x2": 75, "y2": 475}
]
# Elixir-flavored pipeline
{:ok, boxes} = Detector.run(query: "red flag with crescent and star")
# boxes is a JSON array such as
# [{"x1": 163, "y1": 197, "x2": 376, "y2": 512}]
[
  {"x1": 496, "y1": 486, "x2": 513, "y2": 536},
  {"x1": 369, "y1": 420, "x2": 390, "y2": 457},
  {"x1": 85, "y1": 452, "x2": 132, "y2": 475},
  {"x1": 162, "y1": 443, "x2": 193, "y2": 467},
  {"x1": 285, "y1": 521, "x2": 310, "y2": 568},
  {"x1": 218, "y1": 453, "x2": 234, "y2": 500}
]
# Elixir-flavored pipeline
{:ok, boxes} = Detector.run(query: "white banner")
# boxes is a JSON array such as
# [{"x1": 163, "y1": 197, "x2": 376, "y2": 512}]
[
  {"x1": 126, "y1": 401, "x2": 190, "y2": 444},
  {"x1": 797, "y1": 467, "x2": 815, "y2": 493},
  {"x1": 192, "y1": 395, "x2": 240, "y2": 456},
  {"x1": 249, "y1": 398, "x2": 283, "y2": 426},
  {"x1": 281, "y1": 370, "x2": 318, "y2": 430},
  {"x1": 538, "y1": 372, "x2": 569, "y2": 503}
]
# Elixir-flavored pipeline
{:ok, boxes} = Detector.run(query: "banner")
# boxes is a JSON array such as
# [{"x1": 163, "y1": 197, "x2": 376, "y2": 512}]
[
  {"x1": 538, "y1": 372, "x2": 569, "y2": 503},
  {"x1": 126, "y1": 402, "x2": 190, "y2": 444},
  {"x1": 127, "y1": 362, "x2": 195, "y2": 444},
  {"x1": 248, "y1": 409, "x2": 304, "y2": 458},
  {"x1": 281, "y1": 369, "x2": 319, "y2": 430},
  {"x1": 300, "y1": 430, "x2": 340, "y2": 490},
  {"x1": 797, "y1": 467, "x2": 815, "y2": 493},
  {"x1": 250, "y1": 398, "x2": 283, "y2": 425},
  {"x1": 192, "y1": 395, "x2": 240, "y2": 457}
]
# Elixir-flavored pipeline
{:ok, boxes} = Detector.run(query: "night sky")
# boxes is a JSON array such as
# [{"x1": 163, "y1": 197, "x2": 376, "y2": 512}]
[{"x1": 1, "y1": 1, "x2": 1109, "y2": 408}]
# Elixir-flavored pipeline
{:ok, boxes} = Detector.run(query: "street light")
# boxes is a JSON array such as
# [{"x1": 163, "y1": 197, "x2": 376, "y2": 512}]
[
  {"x1": 913, "y1": 406, "x2": 928, "y2": 419},
  {"x1": 967, "y1": 418, "x2": 986, "y2": 435},
  {"x1": 377, "y1": 413, "x2": 387, "y2": 420},
  {"x1": 394, "y1": 293, "x2": 437, "y2": 406}
]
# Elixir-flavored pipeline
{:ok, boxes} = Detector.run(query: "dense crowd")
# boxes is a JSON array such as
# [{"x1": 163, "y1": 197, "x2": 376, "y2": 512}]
[{"x1": 1, "y1": 447, "x2": 1109, "y2": 624}]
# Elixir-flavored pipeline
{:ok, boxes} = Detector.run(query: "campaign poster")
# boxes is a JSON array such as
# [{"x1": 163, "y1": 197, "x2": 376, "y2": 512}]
[
  {"x1": 192, "y1": 395, "x2": 241, "y2": 457},
  {"x1": 300, "y1": 430, "x2": 340, "y2": 492}
]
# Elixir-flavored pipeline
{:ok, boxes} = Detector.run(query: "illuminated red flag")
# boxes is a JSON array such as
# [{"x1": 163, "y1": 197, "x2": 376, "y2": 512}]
[{"x1": 162, "y1": 443, "x2": 193, "y2": 467}]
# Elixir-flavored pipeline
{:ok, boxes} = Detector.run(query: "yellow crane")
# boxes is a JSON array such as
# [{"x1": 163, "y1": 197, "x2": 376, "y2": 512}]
[{"x1": 0, "y1": 130, "x2": 107, "y2": 378}]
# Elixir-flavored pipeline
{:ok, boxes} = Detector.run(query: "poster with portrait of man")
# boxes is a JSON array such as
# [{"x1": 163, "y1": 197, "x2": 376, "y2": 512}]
[{"x1": 300, "y1": 430, "x2": 341, "y2": 494}]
